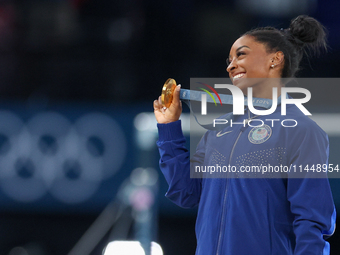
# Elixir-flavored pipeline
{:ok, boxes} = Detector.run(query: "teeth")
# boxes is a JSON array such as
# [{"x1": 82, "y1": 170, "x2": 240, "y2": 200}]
[{"x1": 233, "y1": 73, "x2": 245, "y2": 79}]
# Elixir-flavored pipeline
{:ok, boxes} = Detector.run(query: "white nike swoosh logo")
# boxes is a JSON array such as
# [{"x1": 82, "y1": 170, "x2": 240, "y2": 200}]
[{"x1": 216, "y1": 130, "x2": 233, "y2": 137}]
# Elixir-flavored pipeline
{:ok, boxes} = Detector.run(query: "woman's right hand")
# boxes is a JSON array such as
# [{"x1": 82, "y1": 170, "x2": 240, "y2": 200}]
[{"x1": 153, "y1": 85, "x2": 182, "y2": 124}]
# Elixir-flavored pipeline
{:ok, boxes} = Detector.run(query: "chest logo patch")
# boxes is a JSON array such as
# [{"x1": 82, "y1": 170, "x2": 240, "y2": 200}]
[{"x1": 248, "y1": 124, "x2": 272, "y2": 144}]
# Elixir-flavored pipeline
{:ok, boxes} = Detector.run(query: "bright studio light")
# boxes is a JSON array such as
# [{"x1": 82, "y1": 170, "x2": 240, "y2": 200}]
[{"x1": 103, "y1": 241, "x2": 163, "y2": 255}]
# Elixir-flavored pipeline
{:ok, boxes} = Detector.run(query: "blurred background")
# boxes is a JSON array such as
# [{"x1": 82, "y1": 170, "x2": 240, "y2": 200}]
[{"x1": 0, "y1": 0, "x2": 339, "y2": 254}]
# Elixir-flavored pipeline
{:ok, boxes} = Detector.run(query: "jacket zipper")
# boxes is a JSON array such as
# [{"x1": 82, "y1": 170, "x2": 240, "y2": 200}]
[
  {"x1": 216, "y1": 129, "x2": 244, "y2": 255},
  {"x1": 228, "y1": 129, "x2": 244, "y2": 164}
]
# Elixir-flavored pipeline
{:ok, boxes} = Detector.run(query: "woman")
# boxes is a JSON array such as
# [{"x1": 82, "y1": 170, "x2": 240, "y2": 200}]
[{"x1": 153, "y1": 15, "x2": 336, "y2": 255}]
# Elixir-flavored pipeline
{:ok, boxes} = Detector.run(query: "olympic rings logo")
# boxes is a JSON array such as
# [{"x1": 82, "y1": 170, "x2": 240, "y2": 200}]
[{"x1": 0, "y1": 111, "x2": 127, "y2": 204}]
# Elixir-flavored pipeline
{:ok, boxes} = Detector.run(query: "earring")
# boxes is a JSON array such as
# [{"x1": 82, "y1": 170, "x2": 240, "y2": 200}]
[{"x1": 271, "y1": 64, "x2": 275, "y2": 68}]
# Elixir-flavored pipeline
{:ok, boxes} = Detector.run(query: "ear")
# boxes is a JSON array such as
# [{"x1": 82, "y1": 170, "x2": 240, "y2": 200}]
[{"x1": 270, "y1": 51, "x2": 284, "y2": 67}]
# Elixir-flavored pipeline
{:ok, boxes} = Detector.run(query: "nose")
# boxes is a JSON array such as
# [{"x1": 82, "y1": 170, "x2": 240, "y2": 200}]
[{"x1": 226, "y1": 58, "x2": 237, "y2": 73}]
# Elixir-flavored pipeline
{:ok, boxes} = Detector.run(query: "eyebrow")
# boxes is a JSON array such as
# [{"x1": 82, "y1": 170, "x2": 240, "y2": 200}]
[{"x1": 228, "y1": 45, "x2": 250, "y2": 59}]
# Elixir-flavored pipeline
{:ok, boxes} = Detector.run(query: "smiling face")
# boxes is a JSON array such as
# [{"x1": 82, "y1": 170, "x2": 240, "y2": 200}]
[{"x1": 227, "y1": 35, "x2": 283, "y2": 98}]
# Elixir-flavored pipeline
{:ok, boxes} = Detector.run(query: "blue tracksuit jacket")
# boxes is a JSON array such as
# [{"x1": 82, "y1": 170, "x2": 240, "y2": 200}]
[{"x1": 157, "y1": 102, "x2": 336, "y2": 255}]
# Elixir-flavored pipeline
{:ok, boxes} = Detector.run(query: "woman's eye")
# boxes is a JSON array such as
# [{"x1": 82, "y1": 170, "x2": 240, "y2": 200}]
[
  {"x1": 227, "y1": 52, "x2": 245, "y2": 65},
  {"x1": 236, "y1": 51, "x2": 245, "y2": 57}
]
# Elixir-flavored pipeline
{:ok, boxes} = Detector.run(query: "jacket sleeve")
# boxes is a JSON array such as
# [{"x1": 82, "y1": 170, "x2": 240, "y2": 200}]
[
  {"x1": 156, "y1": 120, "x2": 203, "y2": 208},
  {"x1": 287, "y1": 124, "x2": 336, "y2": 255}
]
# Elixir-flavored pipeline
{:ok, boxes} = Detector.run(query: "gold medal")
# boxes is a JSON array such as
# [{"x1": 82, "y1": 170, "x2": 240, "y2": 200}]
[{"x1": 161, "y1": 78, "x2": 177, "y2": 108}]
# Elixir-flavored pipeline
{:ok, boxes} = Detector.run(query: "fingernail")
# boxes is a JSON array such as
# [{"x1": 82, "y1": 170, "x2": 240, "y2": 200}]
[{"x1": 176, "y1": 84, "x2": 181, "y2": 91}]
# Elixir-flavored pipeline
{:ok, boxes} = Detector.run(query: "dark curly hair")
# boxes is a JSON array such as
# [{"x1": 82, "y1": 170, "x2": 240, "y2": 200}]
[{"x1": 242, "y1": 15, "x2": 327, "y2": 78}]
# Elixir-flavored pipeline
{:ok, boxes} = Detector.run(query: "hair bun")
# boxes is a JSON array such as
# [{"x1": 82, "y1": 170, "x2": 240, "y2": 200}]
[{"x1": 288, "y1": 15, "x2": 327, "y2": 54}]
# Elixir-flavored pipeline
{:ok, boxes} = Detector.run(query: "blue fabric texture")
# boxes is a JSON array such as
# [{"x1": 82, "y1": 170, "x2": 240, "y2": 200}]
[{"x1": 156, "y1": 103, "x2": 336, "y2": 255}]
